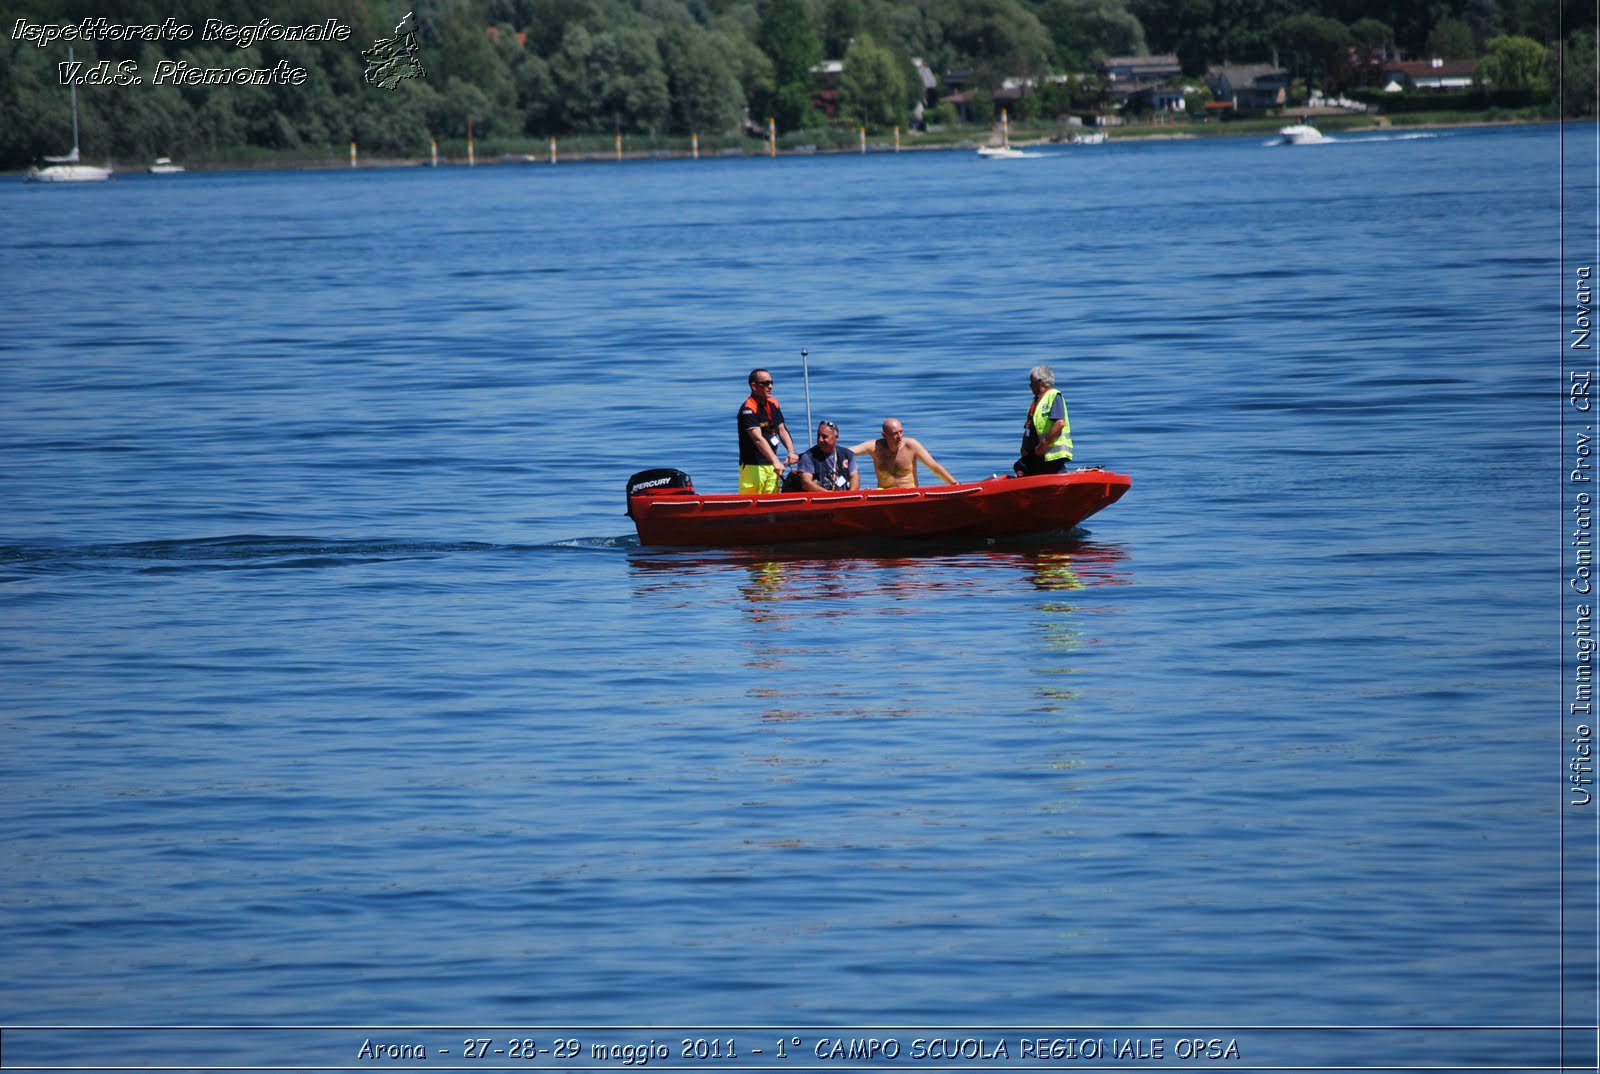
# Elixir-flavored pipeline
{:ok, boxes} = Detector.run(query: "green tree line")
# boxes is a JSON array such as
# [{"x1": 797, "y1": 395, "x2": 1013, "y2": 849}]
[{"x1": 0, "y1": 0, "x2": 1591, "y2": 168}]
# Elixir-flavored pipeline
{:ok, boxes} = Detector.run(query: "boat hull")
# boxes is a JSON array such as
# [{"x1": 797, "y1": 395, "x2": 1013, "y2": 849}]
[
  {"x1": 26, "y1": 164, "x2": 111, "y2": 182},
  {"x1": 1278, "y1": 124, "x2": 1326, "y2": 145},
  {"x1": 628, "y1": 470, "x2": 1131, "y2": 547}
]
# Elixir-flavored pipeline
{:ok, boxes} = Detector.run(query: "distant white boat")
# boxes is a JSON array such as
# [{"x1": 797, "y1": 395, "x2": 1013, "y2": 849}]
[
  {"x1": 25, "y1": 48, "x2": 111, "y2": 183},
  {"x1": 978, "y1": 108, "x2": 1026, "y2": 158},
  {"x1": 149, "y1": 157, "x2": 185, "y2": 174},
  {"x1": 1070, "y1": 130, "x2": 1107, "y2": 145},
  {"x1": 1278, "y1": 124, "x2": 1328, "y2": 145}
]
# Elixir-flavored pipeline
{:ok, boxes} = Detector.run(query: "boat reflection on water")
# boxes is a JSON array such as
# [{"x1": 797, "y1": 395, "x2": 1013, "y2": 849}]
[
  {"x1": 628, "y1": 534, "x2": 1129, "y2": 602},
  {"x1": 627, "y1": 534, "x2": 1130, "y2": 722}
]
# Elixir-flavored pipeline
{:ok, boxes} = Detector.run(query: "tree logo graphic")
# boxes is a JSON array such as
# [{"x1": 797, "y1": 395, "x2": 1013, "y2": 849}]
[{"x1": 363, "y1": 12, "x2": 426, "y2": 90}]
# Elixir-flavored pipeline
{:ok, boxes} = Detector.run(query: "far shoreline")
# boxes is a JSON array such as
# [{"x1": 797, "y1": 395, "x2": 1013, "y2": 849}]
[{"x1": 8, "y1": 112, "x2": 1567, "y2": 177}]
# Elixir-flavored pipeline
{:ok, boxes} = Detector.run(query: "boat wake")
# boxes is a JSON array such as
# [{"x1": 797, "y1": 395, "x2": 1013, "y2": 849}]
[
  {"x1": 0, "y1": 525, "x2": 1139, "y2": 581},
  {"x1": 1351, "y1": 131, "x2": 1440, "y2": 142},
  {"x1": 551, "y1": 535, "x2": 641, "y2": 550},
  {"x1": 1266, "y1": 130, "x2": 1440, "y2": 147},
  {"x1": 0, "y1": 534, "x2": 624, "y2": 581}
]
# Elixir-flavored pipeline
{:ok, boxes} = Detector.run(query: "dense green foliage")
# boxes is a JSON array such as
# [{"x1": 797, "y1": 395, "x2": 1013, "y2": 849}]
[
  {"x1": 0, "y1": 0, "x2": 1591, "y2": 168},
  {"x1": 839, "y1": 34, "x2": 911, "y2": 126}
]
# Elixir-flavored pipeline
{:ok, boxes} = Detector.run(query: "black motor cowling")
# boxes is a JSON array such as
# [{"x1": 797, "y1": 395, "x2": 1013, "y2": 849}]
[{"x1": 625, "y1": 468, "x2": 694, "y2": 516}]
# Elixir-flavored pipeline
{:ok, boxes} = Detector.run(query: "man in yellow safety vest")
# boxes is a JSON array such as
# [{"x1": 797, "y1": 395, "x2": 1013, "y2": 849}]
[{"x1": 1013, "y1": 364, "x2": 1073, "y2": 477}]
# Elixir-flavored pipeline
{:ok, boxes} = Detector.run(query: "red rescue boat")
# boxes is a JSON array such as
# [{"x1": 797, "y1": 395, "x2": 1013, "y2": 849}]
[{"x1": 625, "y1": 467, "x2": 1131, "y2": 547}]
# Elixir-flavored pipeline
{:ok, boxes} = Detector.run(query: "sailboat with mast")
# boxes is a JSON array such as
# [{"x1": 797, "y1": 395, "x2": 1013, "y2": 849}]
[
  {"x1": 977, "y1": 108, "x2": 1025, "y2": 159},
  {"x1": 26, "y1": 48, "x2": 111, "y2": 183}
]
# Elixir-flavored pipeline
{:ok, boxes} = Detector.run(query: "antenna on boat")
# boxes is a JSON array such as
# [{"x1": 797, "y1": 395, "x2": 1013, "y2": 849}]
[{"x1": 801, "y1": 347, "x2": 813, "y2": 438}]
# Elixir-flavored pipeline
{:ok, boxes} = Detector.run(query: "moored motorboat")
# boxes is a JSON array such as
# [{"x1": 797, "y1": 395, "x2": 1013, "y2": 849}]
[
  {"x1": 149, "y1": 157, "x2": 185, "y2": 174},
  {"x1": 626, "y1": 467, "x2": 1131, "y2": 547}
]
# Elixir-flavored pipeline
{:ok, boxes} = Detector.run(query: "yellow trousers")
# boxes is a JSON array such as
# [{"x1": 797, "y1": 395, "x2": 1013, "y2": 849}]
[{"x1": 739, "y1": 464, "x2": 780, "y2": 494}]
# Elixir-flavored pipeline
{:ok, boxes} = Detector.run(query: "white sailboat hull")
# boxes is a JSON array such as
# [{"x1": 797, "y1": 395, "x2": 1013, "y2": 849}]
[{"x1": 26, "y1": 163, "x2": 112, "y2": 182}]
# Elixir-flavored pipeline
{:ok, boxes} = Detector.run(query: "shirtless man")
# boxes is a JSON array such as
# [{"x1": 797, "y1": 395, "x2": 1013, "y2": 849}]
[{"x1": 849, "y1": 418, "x2": 957, "y2": 488}]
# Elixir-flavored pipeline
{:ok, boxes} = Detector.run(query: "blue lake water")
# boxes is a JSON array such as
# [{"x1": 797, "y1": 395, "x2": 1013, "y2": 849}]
[{"x1": 1, "y1": 123, "x2": 1591, "y2": 1069}]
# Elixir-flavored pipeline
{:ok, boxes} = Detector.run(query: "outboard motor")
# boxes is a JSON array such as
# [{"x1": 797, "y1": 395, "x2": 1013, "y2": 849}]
[{"x1": 625, "y1": 468, "x2": 693, "y2": 517}]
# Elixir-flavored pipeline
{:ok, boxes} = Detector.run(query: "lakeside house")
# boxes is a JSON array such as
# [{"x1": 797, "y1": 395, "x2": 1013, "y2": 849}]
[
  {"x1": 1205, "y1": 64, "x2": 1291, "y2": 109},
  {"x1": 938, "y1": 67, "x2": 988, "y2": 122},
  {"x1": 810, "y1": 56, "x2": 943, "y2": 123},
  {"x1": 809, "y1": 59, "x2": 844, "y2": 117},
  {"x1": 1116, "y1": 82, "x2": 1188, "y2": 112},
  {"x1": 1381, "y1": 58, "x2": 1479, "y2": 92},
  {"x1": 913, "y1": 59, "x2": 939, "y2": 106},
  {"x1": 1100, "y1": 54, "x2": 1182, "y2": 84},
  {"x1": 1098, "y1": 55, "x2": 1186, "y2": 113}
]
